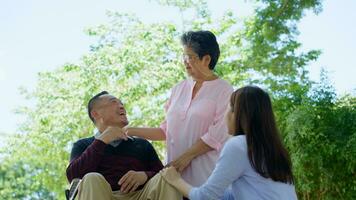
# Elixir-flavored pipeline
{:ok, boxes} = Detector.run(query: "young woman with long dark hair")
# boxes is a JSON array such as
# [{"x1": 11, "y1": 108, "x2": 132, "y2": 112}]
[{"x1": 161, "y1": 86, "x2": 297, "y2": 200}]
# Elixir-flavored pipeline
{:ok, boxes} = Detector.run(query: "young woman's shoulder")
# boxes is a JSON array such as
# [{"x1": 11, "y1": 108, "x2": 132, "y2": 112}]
[
  {"x1": 219, "y1": 135, "x2": 250, "y2": 170},
  {"x1": 223, "y1": 135, "x2": 247, "y2": 154}
]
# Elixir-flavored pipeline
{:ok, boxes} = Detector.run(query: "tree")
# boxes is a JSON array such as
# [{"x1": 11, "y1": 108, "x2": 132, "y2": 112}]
[{"x1": 285, "y1": 70, "x2": 356, "y2": 199}]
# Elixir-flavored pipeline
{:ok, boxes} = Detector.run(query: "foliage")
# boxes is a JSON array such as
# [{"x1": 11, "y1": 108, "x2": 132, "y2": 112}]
[
  {"x1": 1, "y1": 0, "x2": 354, "y2": 199},
  {"x1": 285, "y1": 71, "x2": 356, "y2": 199}
]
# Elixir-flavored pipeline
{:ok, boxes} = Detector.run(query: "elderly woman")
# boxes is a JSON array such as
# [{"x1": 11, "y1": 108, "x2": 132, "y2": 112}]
[
  {"x1": 125, "y1": 30, "x2": 234, "y2": 187},
  {"x1": 161, "y1": 86, "x2": 297, "y2": 200}
]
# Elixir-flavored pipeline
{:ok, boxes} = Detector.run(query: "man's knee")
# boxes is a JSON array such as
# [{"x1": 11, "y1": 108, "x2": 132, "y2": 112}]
[
  {"x1": 78, "y1": 172, "x2": 112, "y2": 200},
  {"x1": 82, "y1": 172, "x2": 106, "y2": 183}
]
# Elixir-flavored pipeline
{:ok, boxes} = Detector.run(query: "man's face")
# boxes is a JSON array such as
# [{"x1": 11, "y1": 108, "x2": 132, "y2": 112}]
[{"x1": 93, "y1": 94, "x2": 128, "y2": 127}]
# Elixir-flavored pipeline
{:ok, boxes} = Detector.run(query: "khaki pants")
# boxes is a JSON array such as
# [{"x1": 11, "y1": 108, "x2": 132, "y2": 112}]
[{"x1": 77, "y1": 172, "x2": 182, "y2": 200}]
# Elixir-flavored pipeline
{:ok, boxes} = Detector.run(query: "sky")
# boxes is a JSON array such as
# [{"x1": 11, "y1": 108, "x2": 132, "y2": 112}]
[{"x1": 0, "y1": 0, "x2": 355, "y2": 136}]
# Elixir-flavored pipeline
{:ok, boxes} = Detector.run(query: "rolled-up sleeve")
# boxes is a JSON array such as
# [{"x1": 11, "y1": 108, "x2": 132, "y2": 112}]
[{"x1": 201, "y1": 87, "x2": 233, "y2": 150}]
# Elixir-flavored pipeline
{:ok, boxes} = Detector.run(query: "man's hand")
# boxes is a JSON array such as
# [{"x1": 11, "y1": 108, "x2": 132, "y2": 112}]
[
  {"x1": 122, "y1": 125, "x2": 129, "y2": 135},
  {"x1": 118, "y1": 171, "x2": 148, "y2": 193},
  {"x1": 168, "y1": 153, "x2": 194, "y2": 172},
  {"x1": 160, "y1": 167, "x2": 182, "y2": 185},
  {"x1": 97, "y1": 126, "x2": 127, "y2": 144}
]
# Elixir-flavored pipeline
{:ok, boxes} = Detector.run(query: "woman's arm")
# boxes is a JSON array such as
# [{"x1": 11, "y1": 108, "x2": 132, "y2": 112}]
[
  {"x1": 190, "y1": 138, "x2": 247, "y2": 199},
  {"x1": 125, "y1": 127, "x2": 166, "y2": 141},
  {"x1": 165, "y1": 138, "x2": 248, "y2": 200},
  {"x1": 161, "y1": 167, "x2": 192, "y2": 197},
  {"x1": 170, "y1": 139, "x2": 213, "y2": 172},
  {"x1": 126, "y1": 85, "x2": 174, "y2": 141}
]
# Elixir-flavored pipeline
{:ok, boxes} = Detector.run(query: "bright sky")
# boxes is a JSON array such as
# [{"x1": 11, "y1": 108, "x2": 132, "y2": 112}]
[{"x1": 0, "y1": 0, "x2": 355, "y2": 135}]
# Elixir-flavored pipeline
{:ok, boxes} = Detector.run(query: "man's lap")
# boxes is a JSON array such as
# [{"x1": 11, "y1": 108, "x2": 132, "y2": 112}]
[{"x1": 79, "y1": 172, "x2": 182, "y2": 200}]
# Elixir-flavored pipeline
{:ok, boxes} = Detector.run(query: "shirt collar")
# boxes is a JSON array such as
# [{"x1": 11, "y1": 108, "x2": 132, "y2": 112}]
[{"x1": 94, "y1": 131, "x2": 122, "y2": 147}]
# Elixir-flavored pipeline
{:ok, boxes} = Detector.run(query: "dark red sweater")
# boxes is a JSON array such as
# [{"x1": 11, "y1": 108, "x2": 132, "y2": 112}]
[{"x1": 66, "y1": 137, "x2": 163, "y2": 191}]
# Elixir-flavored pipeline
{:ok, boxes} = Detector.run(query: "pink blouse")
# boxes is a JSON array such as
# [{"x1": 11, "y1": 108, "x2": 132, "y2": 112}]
[{"x1": 160, "y1": 78, "x2": 233, "y2": 186}]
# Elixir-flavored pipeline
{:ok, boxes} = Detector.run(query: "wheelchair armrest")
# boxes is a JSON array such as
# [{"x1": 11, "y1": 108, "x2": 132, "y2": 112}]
[{"x1": 65, "y1": 178, "x2": 81, "y2": 200}]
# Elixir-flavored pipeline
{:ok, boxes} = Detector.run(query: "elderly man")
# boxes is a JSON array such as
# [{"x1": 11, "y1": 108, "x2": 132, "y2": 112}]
[{"x1": 66, "y1": 91, "x2": 181, "y2": 200}]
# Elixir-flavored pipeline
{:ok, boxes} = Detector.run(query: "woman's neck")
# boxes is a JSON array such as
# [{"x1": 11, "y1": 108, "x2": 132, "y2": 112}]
[{"x1": 193, "y1": 72, "x2": 218, "y2": 83}]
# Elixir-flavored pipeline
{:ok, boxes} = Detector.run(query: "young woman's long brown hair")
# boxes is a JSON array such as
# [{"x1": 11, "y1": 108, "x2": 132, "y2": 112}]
[{"x1": 230, "y1": 86, "x2": 294, "y2": 183}]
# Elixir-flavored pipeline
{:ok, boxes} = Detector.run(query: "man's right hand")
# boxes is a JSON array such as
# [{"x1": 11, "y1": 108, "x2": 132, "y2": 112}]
[
  {"x1": 97, "y1": 126, "x2": 128, "y2": 144},
  {"x1": 118, "y1": 171, "x2": 148, "y2": 193}
]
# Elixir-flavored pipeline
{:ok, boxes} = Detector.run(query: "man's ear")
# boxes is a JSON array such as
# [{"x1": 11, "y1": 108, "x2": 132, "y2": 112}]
[
  {"x1": 91, "y1": 110, "x2": 100, "y2": 122},
  {"x1": 202, "y1": 55, "x2": 211, "y2": 68}
]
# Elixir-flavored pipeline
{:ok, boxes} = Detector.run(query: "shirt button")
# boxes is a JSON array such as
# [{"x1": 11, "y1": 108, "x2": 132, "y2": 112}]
[{"x1": 170, "y1": 139, "x2": 174, "y2": 144}]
